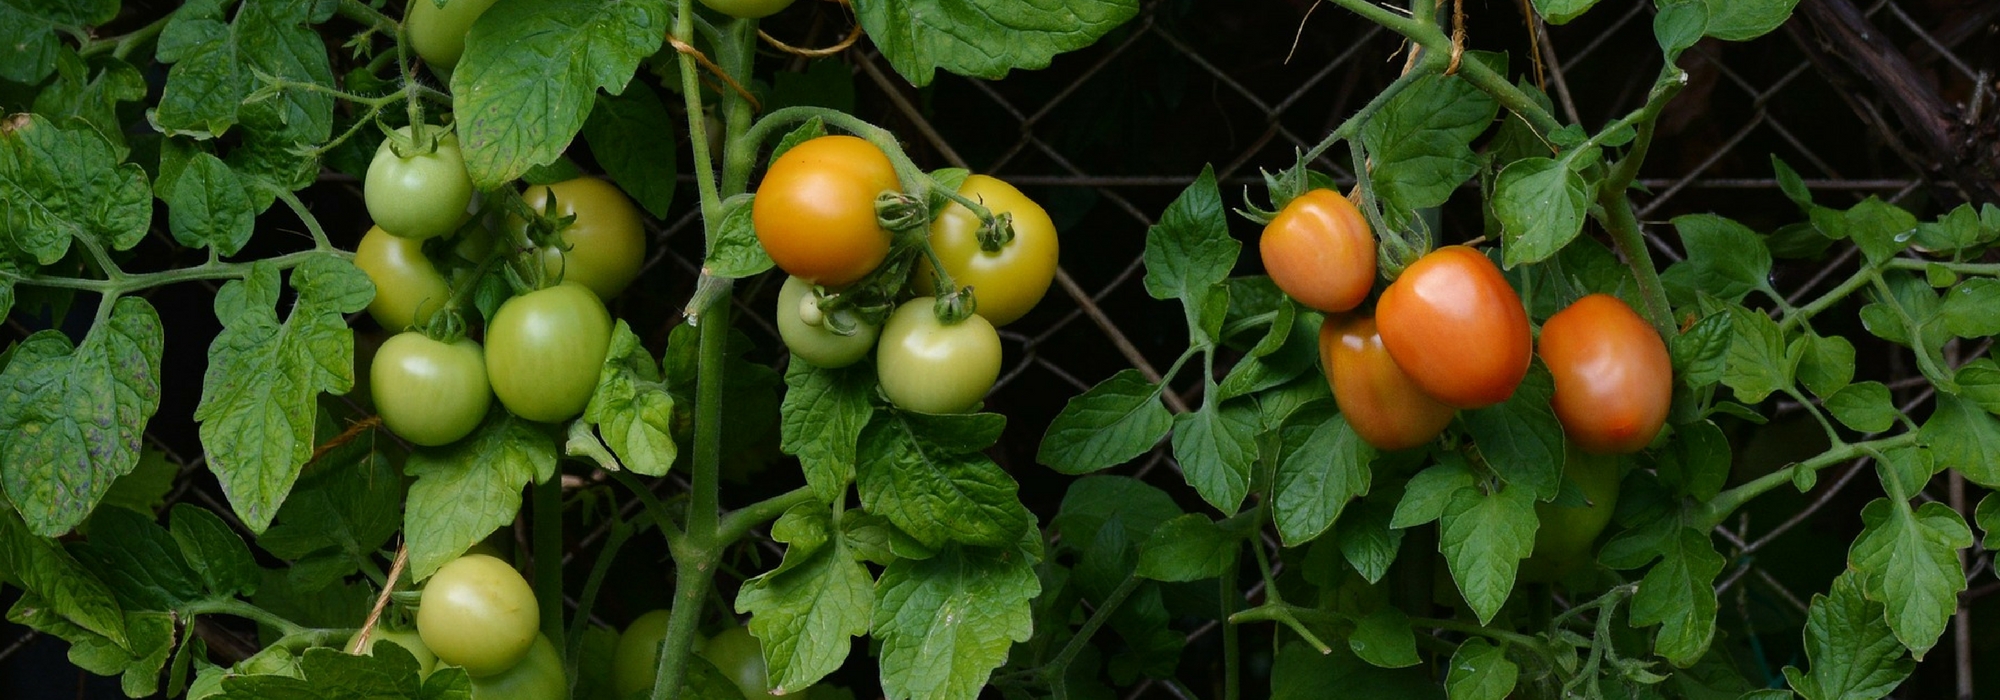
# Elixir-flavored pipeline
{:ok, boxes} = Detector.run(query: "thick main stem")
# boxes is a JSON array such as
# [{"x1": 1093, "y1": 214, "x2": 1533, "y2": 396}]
[{"x1": 532, "y1": 476, "x2": 564, "y2": 648}]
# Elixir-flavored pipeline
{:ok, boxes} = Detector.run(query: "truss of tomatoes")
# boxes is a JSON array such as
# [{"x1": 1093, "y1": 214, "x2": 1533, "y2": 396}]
[{"x1": 756, "y1": 135, "x2": 1061, "y2": 415}]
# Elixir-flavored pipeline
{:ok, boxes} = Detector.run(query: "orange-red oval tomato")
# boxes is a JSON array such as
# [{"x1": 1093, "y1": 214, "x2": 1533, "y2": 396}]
[
  {"x1": 752, "y1": 135, "x2": 900, "y2": 287},
  {"x1": 1320, "y1": 314, "x2": 1455, "y2": 451},
  {"x1": 914, "y1": 175, "x2": 1060, "y2": 327},
  {"x1": 520, "y1": 177, "x2": 646, "y2": 301},
  {"x1": 1376, "y1": 246, "x2": 1530, "y2": 409},
  {"x1": 1261, "y1": 189, "x2": 1376, "y2": 313},
  {"x1": 1538, "y1": 293, "x2": 1673, "y2": 454}
]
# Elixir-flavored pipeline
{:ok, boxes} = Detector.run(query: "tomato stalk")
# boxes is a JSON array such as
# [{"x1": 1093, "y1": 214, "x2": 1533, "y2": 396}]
[{"x1": 1696, "y1": 432, "x2": 1919, "y2": 530}]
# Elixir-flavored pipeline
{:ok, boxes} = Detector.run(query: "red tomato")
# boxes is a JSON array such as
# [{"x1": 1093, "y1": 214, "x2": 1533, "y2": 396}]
[
  {"x1": 1260, "y1": 189, "x2": 1376, "y2": 313},
  {"x1": 1375, "y1": 246, "x2": 1530, "y2": 409},
  {"x1": 752, "y1": 135, "x2": 901, "y2": 287},
  {"x1": 1538, "y1": 294, "x2": 1673, "y2": 454},
  {"x1": 1320, "y1": 314, "x2": 1456, "y2": 451}
]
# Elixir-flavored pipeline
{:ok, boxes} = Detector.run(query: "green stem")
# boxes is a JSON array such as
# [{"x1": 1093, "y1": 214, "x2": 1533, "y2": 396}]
[
  {"x1": 651, "y1": 557, "x2": 716, "y2": 700},
  {"x1": 1889, "y1": 258, "x2": 2000, "y2": 276},
  {"x1": 80, "y1": 12, "x2": 172, "y2": 60},
  {"x1": 532, "y1": 476, "x2": 565, "y2": 649},
  {"x1": 336, "y1": 0, "x2": 399, "y2": 34},
  {"x1": 1, "y1": 249, "x2": 342, "y2": 294},
  {"x1": 1595, "y1": 192, "x2": 1676, "y2": 336},
  {"x1": 1781, "y1": 265, "x2": 1879, "y2": 333},
  {"x1": 1302, "y1": 48, "x2": 1431, "y2": 163},
  {"x1": 714, "y1": 486, "x2": 816, "y2": 546},
  {"x1": 184, "y1": 598, "x2": 308, "y2": 639},
  {"x1": 269, "y1": 186, "x2": 334, "y2": 252},
  {"x1": 1697, "y1": 433, "x2": 1919, "y2": 529},
  {"x1": 1410, "y1": 615, "x2": 1542, "y2": 649},
  {"x1": 1221, "y1": 559, "x2": 1241, "y2": 700},
  {"x1": 1035, "y1": 574, "x2": 1142, "y2": 686},
  {"x1": 566, "y1": 517, "x2": 634, "y2": 694}
]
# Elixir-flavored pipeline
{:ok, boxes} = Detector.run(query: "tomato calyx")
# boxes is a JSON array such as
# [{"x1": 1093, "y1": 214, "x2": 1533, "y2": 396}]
[
  {"x1": 931, "y1": 287, "x2": 980, "y2": 326},
  {"x1": 795, "y1": 282, "x2": 889, "y2": 337},
  {"x1": 382, "y1": 120, "x2": 452, "y2": 160},
  {"x1": 875, "y1": 190, "x2": 929, "y2": 232}
]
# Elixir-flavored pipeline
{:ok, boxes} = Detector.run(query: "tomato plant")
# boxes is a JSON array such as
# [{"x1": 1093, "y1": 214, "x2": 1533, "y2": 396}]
[
  {"x1": 366, "y1": 124, "x2": 475, "y2": 241},
  {"x1": 467, "y1": 635, "x2": 566, "y2": 700},
  {"x1": 875, "y1": 300, "x2": 1002, "y2": 414},
  {"x1": 1318, "y1": 313, "x2": 1454, "y2": 451},
  {"x1": 776, "y1": 275, "x2": 879, "y2": 368},
  {"x1": 354, "y1": 225, "x2": 453, "y2": 331},
  {"x1": 915, "y1": 174, "x2": 1061, "y2": 326},
  {"x1": 407, "y1": 0, "x2": 500, "y2": 74},
  {"x1": 1260, "y1": 188, "x2": 1375, "y2": 313},
  {"x1": 751, "y1": 135, "x2": 901, "y2": 287},
  {"x1": 485, "y1": 283, "x2": 614, "y2": 423},
  {"x1": 371, "y1": 332, "x2": 492, "y2": 446},
  {"x1": 1374, "y1": 245, "x2": 1531, "y2": 409},
  {"x1": 1538, "y1": 293, "x2": 1673, "y2": 454},
  {"x1": 417, "y1": 554, "x2": 541, "y2": 678},
  {"x1": 519, "y1": 176, "x2": 647, "y2": 301}
]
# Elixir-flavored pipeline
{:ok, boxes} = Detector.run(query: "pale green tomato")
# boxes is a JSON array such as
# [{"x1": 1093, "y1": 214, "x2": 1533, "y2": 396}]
[
  {"x1": 366, "y1": 125, "x2": 474, "y2": 240},
  {"x1": 777, "y1": 276, "x2": 879, "y2": 368},
  {"x1": 408, "y1": 0, "x2": 501, "y2": 74}
]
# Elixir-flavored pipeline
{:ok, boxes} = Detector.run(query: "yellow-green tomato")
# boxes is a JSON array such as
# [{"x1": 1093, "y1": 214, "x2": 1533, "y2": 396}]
[
  {"x1": 349, "y1": 627, "x2": 438, "y2": 677},
  {"x1": 696, "y1": 0, "x2": 795, "y2": 19},
  {"x1": 366, "y1": 125, "x2": 474, "y2": 240},
  {"x1": 417, "y1": 554, "x2": 540, "y2": 678},
  {"x1": 521, "y1": 177, "x2": 647, "y2": 301},
  {"x1": 915, "y1": 175, "x2": 1060, "y2": 327},
  {"x1": 354, "y1": 225, "x2": 451, "y2": 331},
  {"x1": 875, "y1": 301, "x2": 1001, "y2": 414},
  {"x1": 612, "y1": 609, "x2": 674, "y2": 699},
  {"x1": 408, "y1": 0, "x2": 500, "y2": 75},
  {"x1": 1519, "y1": 445, "x2": 1622, "y2": 583},
  {"x1": 372, "y1": 333, "x2": 492, "y2": 447},
  {"x1": 485, "y1": 283, "x2": 613, "y2": 423},
  {"x1": 698, "y1": 625, "x2": 812, "y2": 699},
  {"x1": 469, "y1": 635, "x2": 565, "y2": 700},
  {"x1": 776, "y1": 276, "x2": 879, "y2": 369}
]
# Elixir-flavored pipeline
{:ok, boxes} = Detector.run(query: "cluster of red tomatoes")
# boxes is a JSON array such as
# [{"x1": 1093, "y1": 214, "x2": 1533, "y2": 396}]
[
  {"x1": 757, "y1": 135, "x2": 1060, "y2": 413},
  {"x1": 1263, "y1": 188, "x2": 1673, "y2": 457},
  {"x1": 350, "y1": 552, "x2": 565, "y2": 697}
]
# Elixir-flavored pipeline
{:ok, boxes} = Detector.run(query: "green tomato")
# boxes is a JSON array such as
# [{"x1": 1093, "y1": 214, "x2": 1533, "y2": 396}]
[
  {"x1": 696, "y1": 0, "x2": 796, "y2": 20},
  {"x1": 407, "y1": 0, "x2": 500, "y2": 74},
  {"x1": 469, "y1": 634, "x2": 565, "y2": 700},
  {"x1": 776, "y1": 276, "x2": 879, "y2": 369},
  {"x1": 485, "y1": 283, "x2": 613, "y2": 423},
  {"x1": 1519, "y1": 445, "x2": 1622, "y2": 583},
  {"x1": 366, "y1": 125, "x2": 474, "y2": 240},
  {"x1": 698, "y1": 625, "x2": 812, "y2": 699},
  {"x1": 876, "y1": 300, "x2": 1001, "y2": 414},
  {"x1": 348, "y1": 627, "x2": 438, "y2": 677},
  {"x1": 612, "y1": 609, "x2": 674, "y2": 699},
  {"x1": 518, "y1": 177, "x2": 648, "y2": 301},
  {"x1": 354, "y1": 225, "x2": 451, "y2": 331},
  {"x1": 417, "y1": 554, "x2": 540, "y2": 678},
  {"x1": 372, "y1": 332, "x2": 492, "y2": 447}
]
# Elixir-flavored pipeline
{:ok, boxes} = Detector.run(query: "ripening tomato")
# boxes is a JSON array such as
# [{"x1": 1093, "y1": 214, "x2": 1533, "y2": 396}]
[
  {"x1": 753, "y1": 135, "x2": 901, "y2": 287},
  {"x1": 354, "y1": 225, "x2": 452, "y2": 331},
  {"x1": 485, "y1": 283, "x2": 613, "y2": 423},
  {"x1": 699, "y1": 625, "x2": 813, "y2": 699},
  {"x1": 1519, "y1": 445, "x2": 1621, "y2": 583},
  {"x1": 612, "y1": 609, "x2": 674, "y2": 699},
  {"x1": 777, "y1": 276, "x2": 880, "y2": 368},
  {"x1": 1261, "y1": 189, "x2": 1376, "y2": 313},
  {"x1": 372, "y1": 332, "x2": 492, "y2": 447},
  {"x1": 519, "y1": 177, "x2": 647, "y2": 301},
  {"x1": 417, "y1": 554, "x2": 539, "y2": 678},
  {"x1": 366, "y1": 125, "x2": 474, "y2": 241},
  {"x1": 408, "y1": 0, "x2": 500, "y2": 74},
  {"x1": 349, "y1": 627, "x2": 438, "y2": 677},
  {"x1": 1376, "y1": 246, "x2": 1531, "y2": 409},
  {"x1": 914, "y1": 175, "x2": 1061, "y2": 327},
  {"x1": 1539, "y1": 294, "x2": 1673, "y2": 454},
  {"x1": 697, "y1": 0, "x2": 796, "y2": 19},
  {"x1": 468, "y1": 635, "x2": 565, "y2": 700},
  {"x1": 1320, "y1": 314, "x2": 1455, "y2": 451},
  {"x1": 876, "y1": 301, "x2": 1001, "y2": 414}
]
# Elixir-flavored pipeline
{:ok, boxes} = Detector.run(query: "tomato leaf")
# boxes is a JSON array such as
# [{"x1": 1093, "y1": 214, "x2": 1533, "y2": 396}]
[
  {"x1": 0, "y1": 296, "x2": 162, "y2": 536},
  {"x1": 0, "y1": 505, "x2": 130, "y2": 649},
  {"x1": 12, "y1": 604, "x2": 175, "y2": 698},
  {"x1": 1655, "y1": 419, "x2": 1730, "y2": 502},
  {"x1": 1463, "y1": 363, "x2": 1565, "y2": 500},
  {"x1": 1349, "y1": 606, "x2": 1420, "y2": 669},
  {"x1": 1669, "y1": 311, "x2": 1733, "y2": 388},
  {"x1": 1037, "y1": 369, "x2": 1172, "y2": 475},
  {"x1": 780, "y1": 361, "x2": 875, "y2": 503},
  {"x1": 1920, "y1": 394, "x2": 2000, "y2": 489},
  {"x1": 1336, "y1": 491, "x2": 1404, "y2": 584},
  {"x1": 1629, "y1": 528, "x2": 1724, "y2": 666},
  {"x1": 872, "y1": 543, "x2": 1039, "y2": 700},
  {"x1": 256, "y1": 449, "x2": 401, "y2": 586},
  {"x1": 1848, "y1": 498, "x2": 1970, "y2": 659},
  {"x1": 1439, "y1": 484, "x2": 1537, "y2": 625},
  {"x1": 97, "y1": 448, "x2": 177, "y2": 517},
  {"x1": 1653, "y1": 0, "x2": 1708, "y2": 59},
  {"x1": 1661, "y1": 214, "x2": 1771, "y2": 305},
  {"x1": 0, "y1": 0, "x2": 115, "y2": 82},
  {"x1": 1721, "y1": 306, "x2": 1796, "y2": 405},
  {"x1": 1172, "y1": 398, "x2": 1258, "y2": 516},
  {"x1": 452, "y1": 0, "x2": 666, "y2": 189},
  {"x1": 1360, "y1": 60, "x2": 1501, "y2": 221},
  {"x1": 1136, "y1": 513, "x2": 1236, "y2": 582},
  {"x1": 1216, "y1": 308, "x2": 1319, "y2": 401},
  {"x1": 735, "y1": 516, "x2": 874, "y2": 694},
  {"x1": 1445, "y1": 638, "x2": 1518, "y2": 700},
  {"x1": 152, "y1": 0, "x2": 334, "y2": 143},
  {"x1": 1389, "y1": 456, "x2": 1475, "y2": 529},
  {"x1": 1792, "y1": 331, "x2": 1855, "y2": 399},
  {"x1": 195, "y1": 257, "x2": 372, "y2": 533},
  {"x1": 582, "y1": 83, "x2": 676, "y2": 218},
  {"x1": 0, "y1": 114, "x2": 151, "y2": 265},
  {"x1": 34, "y1": 51, "x2": 148, "y2": 154},
  {"x1": 1051, "y1": 476, "x2": 1183, "y2": 558},
  {"x1": 1960, "y1": 359, "x2": 2000, "y2": 416},
  {"x1": 855, "y1": 412, "x2": 1032, "y2": 550},
  {"x1": 854, "y1": 0, "x2": 1138, "y2": 88},
  {"x1": 211, "y1": 645, "x2": 436, "y2": 699},
  {"x1": 1270, "y1": 642, "x2": 1439, "y2": 699},
  {"x1": 68, "y1": 507, "x2": 205, "y2": 612},
  {"x1": 1273, "y1": 412, "x2": 1374, "y2": 546},
  {"x1": 157, "y1": 151, "x2": 256, "y2": 256},
  {"x1": 169, "y1": 504, "x2": 259, "y2": 601},
  {"x1": 1842, "y1": 197, "x2": 1920, "y2": 265},
  {"x1": 704, "y1": 193, "x2": 774, "y2": 278},
  {"x1": 1825, "y1": 381, "x2": 1897, "y2": 433},
  {"x1": 1939, "y1": 278, "x2": 2000, "y2": 339},
  {"x1": 1533, "y1": 0, "x2": 1600, "y2": 24},
  {"x1": 1977, "y1": 492, "x2": 2000, "y2": 551},
  {"x1": 1781, "y1": 572, "x2": 1914, "y2": 700},
  {"x1": 403, "y1": 411, "x2": 558, "y2": 581},
  {"x1": 1142, "y1": 166, "x2": 1237, "y2": 304},
  {"x1": 1700, "y1": 0, "x2": 1799, "y2": 41},
  {"x1": 580, "y1": 321, "x2": 678, "y2": 477},
  {"x1": 1494, "y1": 157, "x2": 1589, "y2": 267}
]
